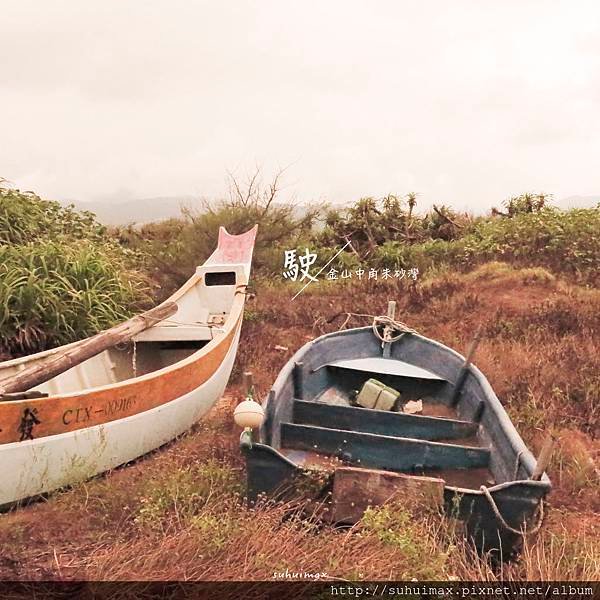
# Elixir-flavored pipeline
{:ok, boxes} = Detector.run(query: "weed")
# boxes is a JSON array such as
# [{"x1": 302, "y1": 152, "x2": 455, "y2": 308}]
[
  {"x1": 361, "y1": 503, "x2": 450, "y2": 579},
  {"x1": 0, "y1": 188, "x2": 149, "y2": 354},
  {"x1": 190, "y1": 512, "x2": 240, "y2": 552},
  {"x1": 135, "y1": 460, "x2": 242, "y2": 530}
]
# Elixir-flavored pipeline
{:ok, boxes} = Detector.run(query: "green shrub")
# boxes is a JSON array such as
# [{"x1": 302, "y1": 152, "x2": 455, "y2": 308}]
[
  {"x1": 117, "y1": 202, "x2": 320, "y2": 296},
  {"x1": 361, "y1": 503, "x2": 451, "y2": 579},
  {"x1": 0, "y1": 185, "x2": 149, "y2": 355},
  {"x1": 0, "y1": 188, "x2": 106, "y2": 244},
  {"x1": 342, "y1": 206, "x2": 599, "y2": 283},
  {"x1": 462, "y1": 207, "x2": 600, "y2": 281},
  {"x1": 135, "y1": 460, "x2": 242, "y2": 530}
]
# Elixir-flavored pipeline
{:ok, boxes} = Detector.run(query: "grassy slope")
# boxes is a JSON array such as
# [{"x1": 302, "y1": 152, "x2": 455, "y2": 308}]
[{"x1": 0, "y1": 263, "x2": 598, "y2": 581}]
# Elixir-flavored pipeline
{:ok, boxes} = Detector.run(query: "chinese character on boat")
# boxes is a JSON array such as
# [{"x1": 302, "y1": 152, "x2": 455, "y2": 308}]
[{"x1": 18, "y1": 408, "x2": 41, "y2": 441}]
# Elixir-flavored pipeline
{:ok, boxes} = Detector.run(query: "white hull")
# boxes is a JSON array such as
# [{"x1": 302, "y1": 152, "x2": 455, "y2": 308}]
[
  {"x1": 0, "y1": 225, "x2": 258, "y2": 507},
  {"x1": 0, "y1": 324, "x2": 241, "y2": 507}
]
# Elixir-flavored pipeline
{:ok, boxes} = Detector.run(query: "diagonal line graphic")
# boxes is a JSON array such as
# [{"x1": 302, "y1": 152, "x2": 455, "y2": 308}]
[{"x1": 291, "y1": 240, "x2": 351, "y2": 301}]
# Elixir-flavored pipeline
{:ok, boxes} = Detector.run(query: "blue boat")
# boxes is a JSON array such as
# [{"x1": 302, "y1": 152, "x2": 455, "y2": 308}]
[{"x1": 240, "y1": 313, "x2": 551, "y2": 557}]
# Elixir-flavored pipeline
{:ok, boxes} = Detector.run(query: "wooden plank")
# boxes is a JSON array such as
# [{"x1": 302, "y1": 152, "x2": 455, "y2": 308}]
[
  {"x1": 0, "y1": 302, "x2": 178, "y2": 396},
  {"x1": 332, "y1": 466, "x2": 444, "y2": 523},
  {"x1": 293, "y1": 399, "x2": 478, "y2": 441},
  {"x1": 134, "y1": 324, "x2": 219, "y2": 343},
  {"x1": 0, "y1": 314, "x2": 241, "y2": 444},
  {"x1": 280, "y1": 423, "x2": 490, "y2": 471}
]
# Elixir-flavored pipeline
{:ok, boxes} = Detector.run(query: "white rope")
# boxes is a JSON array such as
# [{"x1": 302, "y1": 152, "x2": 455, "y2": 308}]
[
  {"x1": 160, "y1": 319, "x2": 223, "y2": 328},
  {"x1": 480, "y1": 485, "x2": 544, "y2": 536},
  {"x1": 132, "y1": 339, "x2": 137, "y2": 377},
  {"x1": 317, "y1": 311, "x2": 417, "y2": 340},
  {"x1": 372, "y1": 315, "x2": 417, "y2": 344}
]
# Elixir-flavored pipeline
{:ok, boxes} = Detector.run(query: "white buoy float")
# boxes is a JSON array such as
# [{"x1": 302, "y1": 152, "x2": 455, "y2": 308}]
[
  {"x1": 233, "y1": 399, "x2": 265, "y2": 429},
  {"x1": 234, "y1": 371, "x2": 265, "y2": 430}
]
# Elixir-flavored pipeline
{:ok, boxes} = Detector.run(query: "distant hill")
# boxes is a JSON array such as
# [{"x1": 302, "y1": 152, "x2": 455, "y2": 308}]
[
  {"x1": 60, "y1": 193, "x2": 600, "y2": 226},
  {"x1": 554, "y1": 195, "x2": 600, "y2": 209},
  {"x1": 61, "y1": 196, "x2": 205, "y2": 225},
  {"x1": 60, "y1": 196, "x2": 318, "y2": 226}
]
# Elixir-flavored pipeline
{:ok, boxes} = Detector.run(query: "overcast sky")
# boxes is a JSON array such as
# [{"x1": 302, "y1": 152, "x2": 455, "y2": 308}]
[{"x1": 2, "y1": 1, "x2": 600, "y2": 210}]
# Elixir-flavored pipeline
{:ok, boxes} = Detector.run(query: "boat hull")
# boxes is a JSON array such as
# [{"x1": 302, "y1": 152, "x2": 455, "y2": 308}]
[
  {"x1": 241, "y1": 325, "x2": 551, "y2": 558},
  {"x1": 241, "y1": 437, "x2": 547, "y2": 558},
  {"x1": 0, "y1": 324, "x2": 241, "y2": 507}
]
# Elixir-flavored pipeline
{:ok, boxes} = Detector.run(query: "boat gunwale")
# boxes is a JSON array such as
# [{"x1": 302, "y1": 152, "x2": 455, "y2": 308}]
[{"x1": 0, "y1": 323, "x2": 245, "y2": 454}]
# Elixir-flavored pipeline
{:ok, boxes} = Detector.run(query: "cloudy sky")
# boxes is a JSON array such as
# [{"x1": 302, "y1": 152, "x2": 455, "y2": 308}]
[{"x1": 2, "y1": 1, "x2": 600, "y2": 210}]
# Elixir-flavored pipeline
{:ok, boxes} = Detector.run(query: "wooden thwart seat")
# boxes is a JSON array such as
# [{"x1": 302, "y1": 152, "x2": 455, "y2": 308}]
[
  {"x1": 280, "y1": 422, "x2": 491, "y2": 472},
  {"x1": 293, "y1": 399, "x2": 478, "y2": 441},
  {"x1": 133, "y1": 324, "x2": 224, "y2": 343}
]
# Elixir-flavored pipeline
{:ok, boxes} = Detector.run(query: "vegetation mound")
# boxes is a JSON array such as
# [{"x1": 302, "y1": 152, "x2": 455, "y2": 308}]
[{"x1": 0, "y1": 185, "x2": 149, "y2": 356}]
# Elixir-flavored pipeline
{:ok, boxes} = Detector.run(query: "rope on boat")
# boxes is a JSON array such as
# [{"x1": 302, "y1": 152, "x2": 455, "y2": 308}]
[
  {"x1": 314, "y1": 310, "x2": 417, "y2": 340},
  {"x1": 160, "y1": 319, "x2": 223, "y2": 328},
  {"x1": 372, "y1": 315, "x2": 417, "y2": 343},
  {"x1": 235, "y1": 284, "x2": 254, "y2": 297},
  {"x1": 480, "y1": 485, "x2": 544, "y2": 536},
  {"x1": 132, "y1": 339, "x2": 137, "y2": 377}
]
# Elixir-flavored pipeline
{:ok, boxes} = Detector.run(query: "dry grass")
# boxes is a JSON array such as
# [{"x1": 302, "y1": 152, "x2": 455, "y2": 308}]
[{"x1": 0, "y1": 262, "x2": 598, "y2": 582}]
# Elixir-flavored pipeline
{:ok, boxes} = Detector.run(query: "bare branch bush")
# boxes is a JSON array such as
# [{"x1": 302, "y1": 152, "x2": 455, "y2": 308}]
[{"x1": 127, "y1": 166, "x2": 323, "y2": 297}]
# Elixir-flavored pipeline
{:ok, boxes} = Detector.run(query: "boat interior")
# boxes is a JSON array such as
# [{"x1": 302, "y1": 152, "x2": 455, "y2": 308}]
[
  {"x1": 0, "y1": 266, "x2": 241, "y2": 398},
  {"x1": 268, "y1": 350, "x2": 516, "y2": 491}
]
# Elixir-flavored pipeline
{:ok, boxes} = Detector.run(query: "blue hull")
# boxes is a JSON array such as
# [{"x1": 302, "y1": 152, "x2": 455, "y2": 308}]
[{"x1": 241, "y1": 327, "x2": 550, "y2": 558}]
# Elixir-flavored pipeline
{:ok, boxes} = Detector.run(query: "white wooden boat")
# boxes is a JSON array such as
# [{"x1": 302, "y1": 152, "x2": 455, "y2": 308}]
[{"x1": 0, "y1": 226, "x2": 257, "y2": 507}]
